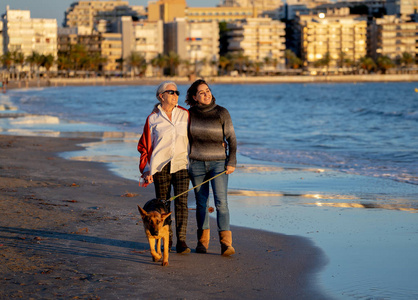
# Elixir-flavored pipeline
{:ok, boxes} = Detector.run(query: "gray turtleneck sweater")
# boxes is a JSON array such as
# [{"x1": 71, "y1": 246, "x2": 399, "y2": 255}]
[{"x1": 188, "y1": 101, "x2": 237, "y2": 167}]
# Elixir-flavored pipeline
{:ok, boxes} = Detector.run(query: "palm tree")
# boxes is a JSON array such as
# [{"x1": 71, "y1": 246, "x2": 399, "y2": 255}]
[
  {"x1": 358, "y1": 56, "x2": 376, "y2": 74},
  {"x1": 56, "y1": 54, "x2": 71, "y2": 77},
  {"x1": 218, "y1": 56, "x2": 230, "y2": 75},
  {"x1": 1, "y1": 52, "x2": 14, "y2": 73},
  {"x1": 13, "y1": 51, "x2": 25, "y2": 79},
  {"x1": 314, "y1": 52, "x2": 331, "y2": 73},
  {"x1": 399, "y1": 52, "x2": 414, "y2": 67},
  {"x1": 180, "y1": 59, "x2": 191, "y2": 76},
  {"x1": 253, "y1": 61, "x2": 264, "y2": 76},
  {"x1": 233, "y1": 51, "x2": 248, "y2": 74},
  {"x1": 338, "y1": 51, "x2": 355, "y2": 73},
  {"x1": 271, "y1": 58, "x2": 279, "y2": 72},
  {"x1": 26, "y1": 51, "x2": 40, "y2": 78},
  {"x1": 70, "y1": 44, "x2": 88, "y2": 75},
  {"x1": 127, "y1": 51, "x2": 146, "y2": 77},
  {"x1": 151, "y1": 53, "x2": 166, "y2": 77},
  {"x1": 26, "y1": 51, "x2": 44, "y2": 78},
  {"x1": 263, "y1": 56, "x2": 272, "y2": 74},
  {"x1": 377, "y1": 55, "x2": 394, "y2": 74},
  {"x1": 285, "y1": 49, "x2": 302, "y2": 69},
  {"x1": 86, "y1": 52, "x2": 107, "y2": 75},
  {"x1": 165, "y1": 51, "x2": 181, "y2": 76},
  {"x1": 41, "y1": 54, "x2": 55, "y2": 78}
]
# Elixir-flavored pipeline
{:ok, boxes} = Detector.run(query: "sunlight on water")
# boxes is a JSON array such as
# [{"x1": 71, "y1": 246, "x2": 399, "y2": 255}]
[{"x1": 311, "y1": 201, "x2": 418, "y2": 212}]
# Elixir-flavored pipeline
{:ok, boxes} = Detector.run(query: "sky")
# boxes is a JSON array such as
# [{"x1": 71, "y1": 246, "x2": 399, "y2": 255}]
[{"x1": 1, "y1": 0, "x2": 222, "y2": 26}]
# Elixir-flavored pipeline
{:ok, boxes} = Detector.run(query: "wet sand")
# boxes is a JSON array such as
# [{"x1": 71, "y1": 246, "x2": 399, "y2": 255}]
[{"x1": 0, "y1": 135, "x2": 331, "y2": 299}]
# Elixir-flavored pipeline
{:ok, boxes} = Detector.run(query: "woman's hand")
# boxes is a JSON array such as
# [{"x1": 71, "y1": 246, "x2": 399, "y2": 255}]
[
  {"x1": 143, "y1": 171, "x2": 154, "y2": 184},
  {"x1": 226, "y1": 165, "x2": 235, "y2": 175}
]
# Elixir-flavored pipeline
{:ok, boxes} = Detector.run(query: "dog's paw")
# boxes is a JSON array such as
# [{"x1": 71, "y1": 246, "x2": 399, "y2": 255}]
[
  {"x1": 162, "y1": 261, "x2": 169, "y2": 266},
  {"x1": 152, "y1": 254, "x2": 162, "y2": 262}
]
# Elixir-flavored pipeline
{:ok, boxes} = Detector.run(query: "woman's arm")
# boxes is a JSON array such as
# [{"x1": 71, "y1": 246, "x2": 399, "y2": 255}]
[{"x1": 137, "y1": 116, "x2": 153, "y2": 186}]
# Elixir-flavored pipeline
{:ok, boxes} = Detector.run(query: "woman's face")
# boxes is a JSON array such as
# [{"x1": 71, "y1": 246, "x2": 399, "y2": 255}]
[
  {"x1": 193, "y1": 84, "x2": 212, "y2": 106},
  {"x1": 159, "y1": 84, "x2": 179, "y2": 110}
]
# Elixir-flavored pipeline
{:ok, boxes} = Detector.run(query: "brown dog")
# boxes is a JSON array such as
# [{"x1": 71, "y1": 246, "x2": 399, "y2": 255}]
[{"x1": 138, "y1": 199, "x2": 172, "y2": 266}]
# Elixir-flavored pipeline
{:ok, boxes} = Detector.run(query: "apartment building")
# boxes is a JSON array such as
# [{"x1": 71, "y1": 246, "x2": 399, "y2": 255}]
[
  {"x1": 119, "y1": 16, "x2": 163, "y2": 76},
  {"x1": 148, "y1": 0, "x2": 256, "y2": 23},
  {"x1": 164, "y1": 19, "x2": 219, "y2": 76},
  {"x1": 297, "y1": 9, "x2": 367, "y2": 68},
  {"x1": 2, "y1": 7, "x2": 57, "y2": 58},
  {"x1": 368, "y1": 15, "x2": 418, "y2": 61},
  {"x1": 227, "y1": 17, "x2": 286, "y2": 68},
  {"x1": 58, "y1": 27, "x2": 122, "y2": 72},
  {"x1": 280, "y1": 0, "x2": 332, "y2": 20},
  {"x1": 0, "y1": 20, "x2": 3, "y2": 56},
  {"x1": 64, "y1": 0, "x2": 144, "y2": 31},
  {"x1": 186, "y1": 6, "x2": 257, "y2": 22},
  {"x1": 100, "y1": 33, "x2": 122, "y2": 71},
  {"x1": 386, "y1": 0, "x2": 418, "y2": 17},
  {"x1": 148, "y1": 0, "x2": 187, "y2": 23},
  {"x1": 221, "y1": 0, "x2": 282, "y2": 18}
]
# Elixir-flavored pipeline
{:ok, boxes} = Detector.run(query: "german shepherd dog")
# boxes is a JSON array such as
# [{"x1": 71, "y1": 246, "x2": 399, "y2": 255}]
[{"x1": 138, "y1": 199, "x2": 172, "y2": 266}]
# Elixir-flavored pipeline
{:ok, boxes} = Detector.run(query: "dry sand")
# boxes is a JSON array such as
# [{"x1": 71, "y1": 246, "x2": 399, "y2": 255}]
[{"x1": 0, "y1": 135, "x2": 331, "y2": 299}]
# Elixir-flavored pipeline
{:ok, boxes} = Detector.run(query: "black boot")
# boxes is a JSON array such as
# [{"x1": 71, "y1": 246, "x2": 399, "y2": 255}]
[{"x1": 176, "y1": 241, "x2": 191, "y2": 254}]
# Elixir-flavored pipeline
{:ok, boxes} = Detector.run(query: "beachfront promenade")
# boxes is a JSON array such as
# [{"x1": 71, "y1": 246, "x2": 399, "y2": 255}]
[{"x1": 4, "y1": 73, "x2": 418, "y2": 90}]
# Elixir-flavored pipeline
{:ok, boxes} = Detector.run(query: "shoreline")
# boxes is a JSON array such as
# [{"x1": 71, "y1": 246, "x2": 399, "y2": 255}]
[
  {"x1": 0, "y1": 134, "x2": 331, "y2": 299},
  {"x1": 2, "y1": 73, "x2": 417, "y2": 90}
]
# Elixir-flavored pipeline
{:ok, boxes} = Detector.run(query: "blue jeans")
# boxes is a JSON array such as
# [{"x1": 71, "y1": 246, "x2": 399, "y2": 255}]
[{"x1": 189, "y1": 159, "x2": 230, "y2": 232}]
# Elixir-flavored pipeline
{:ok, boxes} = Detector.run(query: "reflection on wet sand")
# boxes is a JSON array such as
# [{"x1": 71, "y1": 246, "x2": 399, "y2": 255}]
[
  {"x1": 229, "y1": 189, "x2": 357, "y2": 200},
  {"x1": 229, "y1": 189, "x2": 417, "y2": 212},
  {"x1": 237, "y1": 164, "x2": 325, "y2": 174},
  {"x1": 310, "y1": 202, "x2": 418, "y2": 212}
]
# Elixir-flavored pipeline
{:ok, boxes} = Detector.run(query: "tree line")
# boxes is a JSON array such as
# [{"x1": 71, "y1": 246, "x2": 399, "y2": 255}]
[
  {"x1": 1, "y1": 45, "x2": 416, "y2": 79},
  {"x1": 308, "y1": 51, "x2": 415, "y2": 74}
]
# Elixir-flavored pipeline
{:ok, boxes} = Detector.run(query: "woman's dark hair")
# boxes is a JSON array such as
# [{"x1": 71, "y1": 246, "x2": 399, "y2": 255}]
[{"x1": 185, "y1": 79, "x2": 215, "y2": 106}]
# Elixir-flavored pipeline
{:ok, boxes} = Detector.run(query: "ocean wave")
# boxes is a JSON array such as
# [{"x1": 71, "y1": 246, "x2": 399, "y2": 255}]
[
  {"x1": 8, "y1": 115, "x2": 60, "y2": 125},
  {"x1": 239, "y1": 147, "x2": 418, "y2": 185}
]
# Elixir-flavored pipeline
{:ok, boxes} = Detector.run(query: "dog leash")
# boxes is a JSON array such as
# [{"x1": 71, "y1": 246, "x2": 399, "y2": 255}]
[{"x1": 165, "y1": 170, "x2": 228, "y2": 203}]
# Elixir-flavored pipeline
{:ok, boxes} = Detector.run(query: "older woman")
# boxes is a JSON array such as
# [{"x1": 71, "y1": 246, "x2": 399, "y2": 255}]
[
  {"x1": 185, "y1": 79, "x2": 237, "y2": 256},
  {"x1": 137, "y1": 81, "x2": 190, "y2": 254}
]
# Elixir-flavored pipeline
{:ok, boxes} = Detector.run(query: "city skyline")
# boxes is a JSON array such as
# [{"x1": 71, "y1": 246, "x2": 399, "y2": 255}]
[{"x1": 1, "y1": 0, "x2": 222, "y2": 26}]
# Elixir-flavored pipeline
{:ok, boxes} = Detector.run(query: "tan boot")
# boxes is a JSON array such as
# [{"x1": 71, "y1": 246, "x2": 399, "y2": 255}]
[
  {"x1": 219, "y1": 230, "x2": 235, "y2": 256},
  {"x1": 196, "y1": 229, "x2": 210, "y2": 253}
]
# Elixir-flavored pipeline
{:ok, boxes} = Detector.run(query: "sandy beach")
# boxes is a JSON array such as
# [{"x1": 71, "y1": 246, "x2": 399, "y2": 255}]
[{"x1": 0, "y1": 134, "x2": 331, "y2": 299}]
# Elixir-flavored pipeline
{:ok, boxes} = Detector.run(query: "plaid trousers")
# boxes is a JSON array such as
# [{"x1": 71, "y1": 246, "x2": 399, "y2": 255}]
[{"x1": 153, "y1": 162, "x2": 190, "y2": 243}]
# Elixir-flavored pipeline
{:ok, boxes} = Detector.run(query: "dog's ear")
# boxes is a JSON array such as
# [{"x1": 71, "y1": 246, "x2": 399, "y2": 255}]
[
  {"x1": 161, "y1": 212, "x2": 172, "y2": 221},
  {"x1": 138, "y1": 205, "x2": 148, "y2": 218}
]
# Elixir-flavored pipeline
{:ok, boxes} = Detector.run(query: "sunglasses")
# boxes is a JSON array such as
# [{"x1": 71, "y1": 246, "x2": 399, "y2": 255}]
[{"x1": 163, "y1": 90, "x2": 180, "y2": 96}]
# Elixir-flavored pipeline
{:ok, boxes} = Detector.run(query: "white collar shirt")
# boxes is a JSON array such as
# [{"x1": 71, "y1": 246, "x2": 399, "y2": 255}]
[{"x1": 145, "y1": 104, "x2": 189, "y2": 175}]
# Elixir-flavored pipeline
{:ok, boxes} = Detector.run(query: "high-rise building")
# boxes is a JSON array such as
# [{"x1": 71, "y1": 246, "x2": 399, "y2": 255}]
[
  {"x1": 222, "y1": 0, "x2": 282, "y2": 17},
  {"x1": 280, "y1": 0, "x2": 332, "y2": 20},
  {"x1": 64, "y1": 0, "x2": 144, "y2": 30},
  {"x1": 0, "y1": 20, "x2": 3, "y2": 56},
  {"x1": 58, "y1": 27, "x2": 122, "y2": 73},
  {"x1": 386, "y1": 0, "x2": 418, "y2": 17},
  {"x1": 148, "y1": 0, "x2": 187, "y2": 23},
  {"x1": 119, "y1": 16, "x2": 164, "y2": 76},
  {"x1": 147, "y1": 0, "x2": 256, "y2": 23},
  {"x1": 227, "y1": 17, "x2": 286, "y2": 68},
  {"x1": 297, "y1": 9, "x2": 367, "y2": 68},
  {"x1": 185, "y1": 6, "x2": 257, "y2": 22},
  {"x1": 2, "y1": 7, "x2": 57, "y2": 58},
  {"x1": 368, "y1": 15, "x2": 418, "y2": 61},
  {"x1": 164, "y1": 18, "x2": 219, "y2": 76}
]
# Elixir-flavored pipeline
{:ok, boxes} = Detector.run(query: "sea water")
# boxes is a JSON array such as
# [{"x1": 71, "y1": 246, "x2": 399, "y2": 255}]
[{"x1": 1, "y1": 82, "x2": 417, "y2": 299}]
